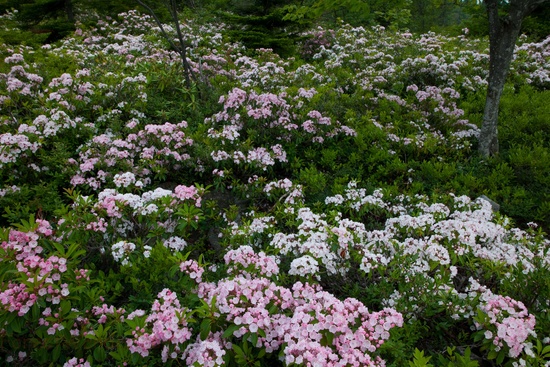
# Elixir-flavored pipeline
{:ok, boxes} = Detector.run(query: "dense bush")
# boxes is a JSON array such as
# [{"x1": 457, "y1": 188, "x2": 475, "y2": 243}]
[{"x1": 1, "y1": 9, "x2": 550, "y2": 367}]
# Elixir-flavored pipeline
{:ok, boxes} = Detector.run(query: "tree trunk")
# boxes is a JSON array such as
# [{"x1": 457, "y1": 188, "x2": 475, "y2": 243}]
[
  {"x1": 64, "y1": 0, "x2": 75, "y2": 23},
  {"x1": 479, "y1": 0, "x2": 521, "y2": 157},
  {"x1": 479, "y1": 0, "x2": 549, "y2": 157}
]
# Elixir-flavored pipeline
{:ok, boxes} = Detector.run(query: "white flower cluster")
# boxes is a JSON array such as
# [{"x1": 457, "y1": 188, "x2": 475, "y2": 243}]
[
  {"x1": 111, "y1": 240, "x2": 136, "y2": 266},
  {"x1": 270, "y1": 208, "x2": 350, "y2": 276},
  {"x1": 163, "y1": 236, "x2": 187, "y2": 253},
  {"x1": 325, "y1": 181, "x2": 385, "y2": 211},
  {"x1": 288, "y1": 255, "x2": 320, "y2": 280},
  {"x1": 113, "y1": 172, "x2": 141, "y2": 188}
]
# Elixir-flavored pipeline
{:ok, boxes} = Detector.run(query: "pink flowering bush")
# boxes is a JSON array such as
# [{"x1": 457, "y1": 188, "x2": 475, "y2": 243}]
[
  {"x1": 205, "y1": 87, "x2": 356, "y2": 180},
  {"x1": 70, "y1": 120, "x2": 195, "y2": 191},
  {"x1": 0, "y1": 217, "x2": 105, "y2": 364},
  {"x1": 222, "y1": 179, "x2": 550, "y2": 365},
  {"x1": 474, "y1": 293, "x2": 537, "y2": 361}
]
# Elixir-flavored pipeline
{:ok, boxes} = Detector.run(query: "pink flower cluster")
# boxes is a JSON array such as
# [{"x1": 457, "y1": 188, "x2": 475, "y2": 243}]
[
  {"x1": 127, "y1": 289, "x2": 193, "y2": 361},
  {"x1": 283, "y1": 283, "x2": 402, "y2": 366},
  {"x1": 111, "y1": 240, "x2": 136, "y2": 265},
  {"x1": 0, "y1": 220, "x2": 75, "y2": 316},
  {"x1": 197, "y1": 275, "x2": 402, "y2": 366},
  {"x1": 173, "y1": 185, "x2": 202, "y2": 207},
  {"x1": 476, "y1": 294, "x2": 537, "y2": 358},
  {"x1": 270, "y1": 207, "x2": 358, "y2": 276},
  {"x1": 64, "y1": 184, "x2": 203, "y2": 244},
  {"x1": 514, "y1": 36, "x2": 550, "y2": 88},
  {"x1": 370, "y1": 84, "x2": 478, "y2": 150},
  {"x1": 63, "y1": 357, "x2": 91, "y2": 367},
  {"x1": 206, "y1": 87, "x2": 356, "y2": 170},
  {"x1": 263, "y1": 178, "x2": 304, "y2": 207},
  {"x1": 0, "y1": 133, "x2": 40, "y2": 169},
  {"x1": 5, "y1": 351, "x2": 27, "y2": 363},
  {"x1": 113, "y1": 171, "x2": 141, "y2": 188},
  {"x1": 163, "y1": 236, "x2": 187, "y2": 252},
  {"x1": 325, "y1": 182, "x2": 385, "y2": 211},
  {"x1": 180, "y1": 259, "x2": 204, "y2": 283},
  {"x1": 184, "y1": 332, "x2": 228, "y2": 367},
  {"x1": 288, "y1": 255, "x2": 320, "y2": 280},
  {"x1": 71, "y1": 121, "x2": 193, "y2": 191},
  {"x1": 1, "y1": 59, "x2": 43, "y2": 97},
  {"x1": 92, "y1": 303, "x2": 126, "y2": 324}
]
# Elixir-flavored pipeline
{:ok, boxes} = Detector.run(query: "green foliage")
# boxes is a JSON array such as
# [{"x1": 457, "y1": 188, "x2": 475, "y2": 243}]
[
  {"x1": 409, "y1": 348, "x2": 434, "y2": 367},
  {"x1": 220, "y1": 0, "x2": 311, "y2": 56},
  {"x1": 488, "y1": 86, "x2": 550, "y2": 231},
  {"x1": 459, "y1": 1, "x2": 550, "y2": 40},
  {"x1": 409, "y1": 0, "x2": 470, "y2": 34},
  {"x1": 1, "y1": 0, "x2": 76, "y2": 43},
  {"x1": 521, "y1": 3, "x2": 550, "y2": 41},
  {"x1": 0, "y1": 10, "x2": 50, "y2": 46}
]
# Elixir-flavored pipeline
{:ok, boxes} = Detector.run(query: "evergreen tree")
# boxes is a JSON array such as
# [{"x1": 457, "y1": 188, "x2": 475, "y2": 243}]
[
  {"x1": 220, "y1": 0, "x2": 311, "y2": 56},
  {"x1": 409, "y1": 0, "x2": 468, "y2": 33},
  {"x1": 0, "y1": 0, "x2": 76, "y2": 42}
]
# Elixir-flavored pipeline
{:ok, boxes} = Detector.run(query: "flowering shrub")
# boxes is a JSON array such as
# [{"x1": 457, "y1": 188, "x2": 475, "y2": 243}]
[
  {"x1": 205, "y1": 87, "x2": 356, "y2": 178},
  {"x1": 300, "y1": 29, "x2": 336, "y2": 60},
  {"x1": 70, "y1": 120, "x2": 194, "y2": 191},
  {"x1": 474, "y1": 293, "x2": 536, "y2": 360},
  {"x1": 1, "y1": 7, "x2": 550, "y2": 367}
]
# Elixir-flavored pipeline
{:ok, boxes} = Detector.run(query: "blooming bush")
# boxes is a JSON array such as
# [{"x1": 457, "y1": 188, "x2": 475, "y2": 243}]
[{"x1": 1, "y1": 7, "x2": 550, "y2": 367}]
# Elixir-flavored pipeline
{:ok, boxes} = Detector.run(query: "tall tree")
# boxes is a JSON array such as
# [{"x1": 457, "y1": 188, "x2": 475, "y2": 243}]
[
  {"x1": 220, "y1": 0, "x2": 309, "y2": 56},
  {"x1": 479, "y1": 0, "x2": 549, "y2": 157},
  {"x1": 135, "y1": 0, "x2": 195, "y2": 86}
]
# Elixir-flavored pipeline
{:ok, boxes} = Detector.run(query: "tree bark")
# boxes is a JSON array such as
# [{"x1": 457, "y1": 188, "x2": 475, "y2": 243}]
[
  {"x1": 64, "y1": 0, "x2": 75, "y2": 23},
  {"x1": 478, "y1": 0, "x2": 549, "y2": 157}
]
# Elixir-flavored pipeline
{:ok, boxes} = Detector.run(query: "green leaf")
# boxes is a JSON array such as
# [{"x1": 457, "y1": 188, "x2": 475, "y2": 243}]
[
  {"x1": 95, "y1": 324, "x2": 104, "y2": 338},
  {"x1": 223, "y1": 324, "x2": 240, "y2": 339},
  {"x1": 496, "y1": 350, "x2": 505, "y2": 365},
  {"x1": 52, "y1": 344, "x2": 61, "y2": 362},
  {"x1": 0, "y1": 227, "x2": 9, "y2": 241},
  {"x1": 34, "y1": 347, "x2": 49, "y2": 364},
  {"x1": 257, "y1": 348, "x2": 266, "y2": 359},
  {"x1": 11, "y1": 316, "x2": 23, "y2": 334},
  {"x1": 410, "y1": 348, "x2": 433, "y2": 367},
  {"x1": 232, "y1": 344, "x2": 245, "y2": 359},
  {"x1": 487, "y1": 349, "x2": 498, "y2": 360},
  {"x1": 53, "y1": 242, "x2": 66, "y2": 256},
  {"x1": 473, "y1": 331, "x2": 484, "y2": 342},
  {"x1": 93, "y1": 346, "x2": 107, "y2": 362},
  {"x1": 249, "y1": 332, "x2": 258, "y2": 347},
  {"x1": 61, "y1": 300, "x2": 71, "y2": 316},
  {"x1": 6, "y1": 335, "x2": 20, "y2": 350},
  {"x1": 66, "y1": 242, "x2": 85, "y2": 259},
  {"x1": 31, "y1": 303, "x2": 40, "y2": 320},
  {"x1": 257, "y1": 328, "x2": 266, "y2": 338},
  {"x1": 200, "y1": 318, "x2": 211, "y2": 340}
]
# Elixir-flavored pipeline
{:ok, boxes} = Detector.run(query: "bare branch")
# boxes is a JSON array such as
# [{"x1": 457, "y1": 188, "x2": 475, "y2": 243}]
[
  {"x1": 135, "y1": 0, "x2": 195, "y2": 86},
  {"x1": 135, "y1": 0, "x2": 181, "y2": 53}
]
